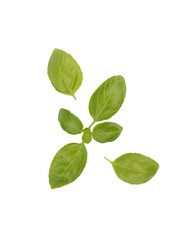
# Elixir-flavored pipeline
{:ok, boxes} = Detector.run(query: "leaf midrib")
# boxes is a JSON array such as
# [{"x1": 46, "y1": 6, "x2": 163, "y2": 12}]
[
  {"x1": 112, "y1": 162, "x2": 156, "y2": 174},
  {"x1": 93, "y1": 129, "x2": 119, "y2": 136},
  {"x1": 58, "y1": 60, "x2": 74, "y2": 96},
  {"x1": 53, "y1": 144, "x2": 84, "y2": 186},
  {"x1": 93, "y1": 84, "x2": 112, "y2": 122},
  {"x1": 63, "y1": 144, "x2": 84, "y2": 176},
  {"x1": 60, "y1": 117, "x2": 82, "y2": 133}
]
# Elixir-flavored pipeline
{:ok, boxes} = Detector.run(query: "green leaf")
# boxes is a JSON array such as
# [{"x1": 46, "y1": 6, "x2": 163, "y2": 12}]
[
  {"x1": 58, "y1": 108, "x2": 83, "y2": 135},
  {"x1": 47, "y1": 48, "x2": 83, "y2": 100},
  {"x1": 82, "y1": 128, "x2": 92, "y2": 144},
  {"x1": 92, "y1": 122, "x2": 122, "y2": 143},
  {"x1": 89, "y1": 75, "x2": 126, "y2": 122},
  {"x1": 105, "y1": 153, "x2": 159, "y2": 184},
  {"x1": 49, "y1": 143, "x2": 87, "y2": 189}
]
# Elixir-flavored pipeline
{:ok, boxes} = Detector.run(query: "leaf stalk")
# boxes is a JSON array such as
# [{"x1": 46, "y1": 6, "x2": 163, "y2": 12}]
[
  {"x1": 72, "y1": 95, "x2": 77, "y2": 100},
  {"x1": 104, "y1": 156, "x2": 112, "y2": 164},
  {"x1": 89, "y1": 121, "x2": 95, "y2": 129}
]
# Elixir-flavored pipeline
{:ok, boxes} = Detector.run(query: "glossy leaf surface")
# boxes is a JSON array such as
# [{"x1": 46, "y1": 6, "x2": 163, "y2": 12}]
[
  {"x1": 107, "y1": 153, "x2": 159, "y2": 184},
  {"x1": 49, "y1": 143, "x2": 87, "y2": 189},
  {"x1": 92, "y1": 122, "x2": 122, "y2": 143},
  {"x1": 89, "y1": 75, "x2": 126, "y2": 122},
  {"x1": 58, "y1": 108, "x2": 83, "y2": 134},
  {"x1": 48, "y1": 48, "x2": 83, "y2": 99}
]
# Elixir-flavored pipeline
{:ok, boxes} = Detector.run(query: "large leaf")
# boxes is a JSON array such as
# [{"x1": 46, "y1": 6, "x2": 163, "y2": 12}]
[
  {"x1": 92, "y1": 122, "x2": 122, "y2": 143},
  {"x1": 58, "y1": 108, "x2": 83, "y2": 134},
  {"x1": 49, "y1": 143, "x2": 87, "y2": 189},
  {"x1": 47, "y1": 48, "x2": 83, "y2": 99},
  {"x1": 105, "y1": 153, "x2": 159, "y2": 184},
  {"x1": 89, "y1": 75, "x2": 126, "y2": 122}
]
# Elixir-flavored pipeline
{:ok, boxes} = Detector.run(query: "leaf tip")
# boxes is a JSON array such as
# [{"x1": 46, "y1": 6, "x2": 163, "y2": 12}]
[
  {"x1": 156, "y1": 162, "x2": 160, "y2": 171},
  {"x1": 49, "y1": 180, "x2": 55, "y2": 189}
]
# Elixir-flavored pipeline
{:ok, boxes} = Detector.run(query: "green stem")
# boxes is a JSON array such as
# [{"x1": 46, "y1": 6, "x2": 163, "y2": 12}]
[
  {"x1": 104, "y1": 156, "x2": 112, "y2": 164},
  {"x1": 72, "y1": 94, "x2": 77, "y2": 100},
  {"x1": 89, "y1": 121, "x2": 95, "y2": 129}
]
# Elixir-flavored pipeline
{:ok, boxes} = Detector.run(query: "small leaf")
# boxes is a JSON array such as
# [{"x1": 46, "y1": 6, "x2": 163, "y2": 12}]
[
  {"x1": 47, "y1": 48, "x2": 83, "y2": 99},
  {"x1": 89, "y1": 75, "x2": 126, "y2": 122},
  {"x1": 58, "y1": 108, "x2": 83, "y2": 135},
  {"x1": 82, "y1": 128, "x2": 92, "y2": 144},
  {"x1": 105, "y1": 153, "x2": 159, "y2": 184},
  {"x1": 92, "y1": 122, "x2": 122, "y2": 143},
  {"x1": 49, "y1": 143, "x2": 87, "y2": 189}
]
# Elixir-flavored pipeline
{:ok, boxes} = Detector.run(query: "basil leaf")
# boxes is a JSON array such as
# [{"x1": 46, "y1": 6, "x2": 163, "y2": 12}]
[
  {"x1": 47, "y1": 48, "x2": 83, "y2": 100},
  {"x1": 82, "y1": 128, "x2": 92, "y2": 144},
  {"x1": 89, "y1": 75, "x2": 126, "y2": 122},
  {"x1": 49, "y1": 143, "x2": 87, "y2": 189},
  {"x1": 105, "y1": 153, "x2": 159, "y2": 184},
  {"x1": 58, "y1": 108, "x2": 83, "y2": 135},
  {"x1": 92, "y1": 122, "x2": 122, "y2": 143}
]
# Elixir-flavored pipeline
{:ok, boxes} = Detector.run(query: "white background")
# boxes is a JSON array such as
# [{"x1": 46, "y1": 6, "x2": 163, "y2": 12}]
[{"x1": 0, "y1": 1, "x2": 180, "y2": 239}]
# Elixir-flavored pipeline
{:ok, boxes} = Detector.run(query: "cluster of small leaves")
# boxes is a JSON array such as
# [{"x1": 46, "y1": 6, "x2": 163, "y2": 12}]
[{"x1": 47, "y1": 48, "x2": 159, "y2": 189}]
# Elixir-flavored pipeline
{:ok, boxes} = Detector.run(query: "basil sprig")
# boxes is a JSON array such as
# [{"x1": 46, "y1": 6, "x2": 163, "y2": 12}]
[{"x1": 48, "y1": 51, "x2": 159, "y2": 189}]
